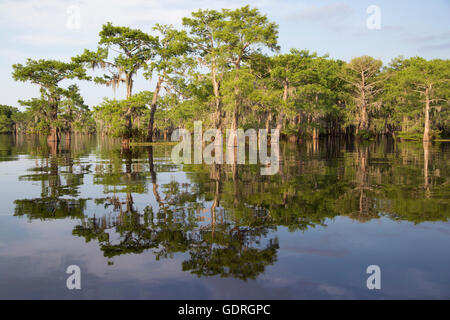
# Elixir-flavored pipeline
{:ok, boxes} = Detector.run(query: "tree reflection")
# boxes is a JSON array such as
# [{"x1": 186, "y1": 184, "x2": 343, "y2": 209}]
[
  {"x1": 9, "y1": 135, "x2": 450, "y2": 280},
  {"x1": 13, "y1": 135, "x2": 93, "y2": 220},
  {"x1": 182, "y1": 224, "x2": 279, "y2": 280},
  {"x1": 72, "y1": 147, "x2": 280, "y2": 279}
]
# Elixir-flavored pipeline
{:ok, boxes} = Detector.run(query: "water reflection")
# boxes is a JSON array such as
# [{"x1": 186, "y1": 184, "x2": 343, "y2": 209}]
[{"x1": 1, "y1": 134, "x2": 449, "y2": 296}]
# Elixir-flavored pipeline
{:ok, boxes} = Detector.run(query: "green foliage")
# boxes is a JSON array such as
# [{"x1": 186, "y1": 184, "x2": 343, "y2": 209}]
[
  {"x1": 0, "y1": 105, "x2": 19, "y2": 133},
  {"x1": 341, "y1": 56, "x2": 384, "y2": 137},
  {"x1": 12, "y1": 59, "x2": 89, "y2": 87},
  {"x1": 382, "y1": 57, "x2": 450, "y2": 139},
  {"x1": 93, "y1": 91, "x2": 152, "y2": 138},
  {"x1": 11, "y1": 59, "x2": 90, "y2": 136},
  {"x1": 7, "y1": 6, "x2": 450, "y2": 141},
  {"x1": 73, "y1": 22, "x2": 156, "y2": 97}
]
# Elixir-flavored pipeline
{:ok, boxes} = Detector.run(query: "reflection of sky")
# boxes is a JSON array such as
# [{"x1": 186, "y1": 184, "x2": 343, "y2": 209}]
[
  {"x1": 0, "y1": 157, "x2": 45, "y2": 216},
  {"x1": 1, "y1": 215, "x2": 449, "y2": 299}
]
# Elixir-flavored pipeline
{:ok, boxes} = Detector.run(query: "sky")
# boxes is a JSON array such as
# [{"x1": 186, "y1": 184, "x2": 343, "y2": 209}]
[{"x1": 0, "y1": 0, "x2": 449, "y2": 109}]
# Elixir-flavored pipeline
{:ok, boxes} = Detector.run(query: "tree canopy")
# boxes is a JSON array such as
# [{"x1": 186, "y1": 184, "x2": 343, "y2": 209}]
[{"x1": 7, "y1": 5, "x2": 450, "y2": 144}]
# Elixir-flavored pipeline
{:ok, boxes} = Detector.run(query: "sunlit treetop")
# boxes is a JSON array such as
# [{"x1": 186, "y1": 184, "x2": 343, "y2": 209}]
[{"x1": 12, "y1": 59, "x2": 89, "y2": 89}]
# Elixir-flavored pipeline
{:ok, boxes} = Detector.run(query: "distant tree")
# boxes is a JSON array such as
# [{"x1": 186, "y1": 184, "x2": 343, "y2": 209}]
[
  {"x1": 0, "y1": 105, "x2": 19, "y2": 134},
  {"x1": 393, "y1": 58, "x2": 449, "y2": 141},
  {"x1": 93, "y1": 91, "x2": 151, "y2": 139},
  {"x1": 183, "y1": 9, "x2": 227, "y2": 129},
  {"x1": 12, "y1": 59, "x2": 88, "y2": 142},
  {"x1": 144, "y1": 24, "x2": 191, "y2": 142},
  {"x1": 59, "y1": 85, "x2": 93, "y2": 136},
  {"x1": 220, "y1": 5, "x2": 279, "y2": 130},
  {"x1": 342, "y1": 56, "x2": 383, "y2": 137},
  {"x1": 73, "y1": 22, "x2": 157, "y2": 147},
  {"x1": 17, "y1": 97, "x2": 50, "y2": 134}
]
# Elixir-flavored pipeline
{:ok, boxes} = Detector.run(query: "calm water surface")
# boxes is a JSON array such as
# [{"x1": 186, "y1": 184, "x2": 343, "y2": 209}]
[{"x1": 0, "y1": 134, "x2": 449, "y2": 299}]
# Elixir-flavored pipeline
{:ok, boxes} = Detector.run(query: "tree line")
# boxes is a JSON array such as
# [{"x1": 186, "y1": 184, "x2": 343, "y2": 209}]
[{"x1": 3, "y1": 5, "x2": 449, "y2": 147}]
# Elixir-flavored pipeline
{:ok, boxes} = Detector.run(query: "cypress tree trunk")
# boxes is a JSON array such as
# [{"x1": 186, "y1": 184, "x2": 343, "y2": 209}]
[
  {"x1": 122, "y1": 75, "x2": 134, "y2": 148},
  {"x1": 147, "y1": 77, "x2": 162, "y2": 143},
  {"x1": 212, "y1": 64, "x2": 222, "y2": 131},
  {"x1": 48, "y1": 103, "x2": 59, "y2": 144},
  {"x1": 423, "y1": 86, "x2": 431, "y2": 142},
  {"x1": 232, "y1": 62, "x2": 241, "y2": 134}
]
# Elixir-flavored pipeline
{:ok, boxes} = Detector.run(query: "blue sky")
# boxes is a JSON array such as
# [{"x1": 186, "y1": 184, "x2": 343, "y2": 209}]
[{"x1": 0, "y1": 0, "x2": 449, "y2": 108}]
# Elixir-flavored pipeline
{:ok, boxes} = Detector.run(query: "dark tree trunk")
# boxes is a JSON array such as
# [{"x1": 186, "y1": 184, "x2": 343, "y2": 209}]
[
  {"x1": 122, "y1": 74, "x2": 134, "y2": 149},
  {"x1": 147, "y1": 77, "x2": 162, "y2": 143},
  {"x1": 423, "y1": 86, "x2": 431, "y2": 142}
]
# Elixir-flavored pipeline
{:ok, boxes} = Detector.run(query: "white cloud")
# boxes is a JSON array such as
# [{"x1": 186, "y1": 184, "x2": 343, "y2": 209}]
[
  {"x1": 284, "y1": 2, "x2": 355, "y2": 33},
  {"x1": 15, "y1": 33, "x2": 92, "y2": 47},
  {"x1": 0, "y1": 0, "x2": 274, "y2": 50},
  {"x1": 0, "y1": 0, "x2": 215, "y2": 48}
]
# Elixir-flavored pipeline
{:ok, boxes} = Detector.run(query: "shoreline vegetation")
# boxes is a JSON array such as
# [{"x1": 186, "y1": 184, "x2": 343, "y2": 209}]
[{"x1": 1, "y1": 5, "x2": 449, "y2": 149}]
